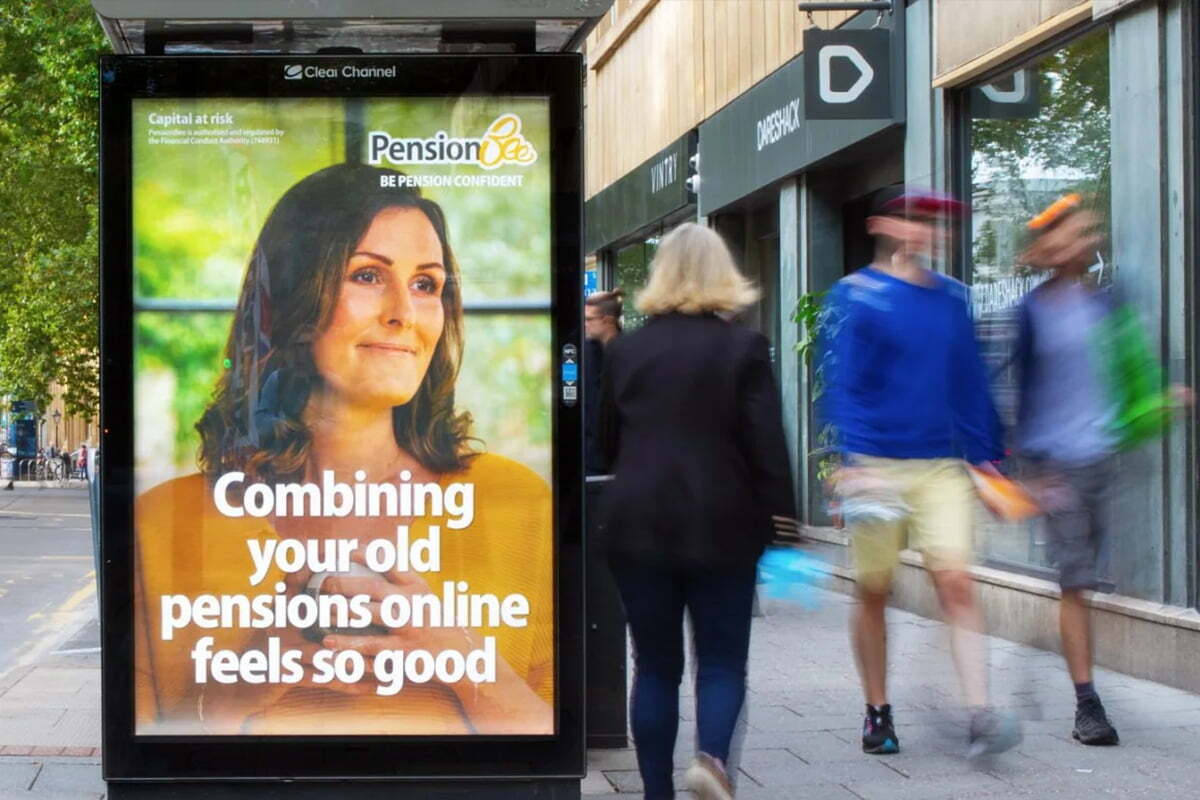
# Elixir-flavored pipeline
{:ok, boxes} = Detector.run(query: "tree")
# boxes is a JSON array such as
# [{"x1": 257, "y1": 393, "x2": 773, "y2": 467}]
[
  {"x1": 975, "y1": 218, "x2": 999, "y2": 268},
  {"x1": 0, "y1": 2, "x2": 106, "y2": 414},
  {"x1": 971, "y1": 29, "x2": 1111, "y2": 220}
]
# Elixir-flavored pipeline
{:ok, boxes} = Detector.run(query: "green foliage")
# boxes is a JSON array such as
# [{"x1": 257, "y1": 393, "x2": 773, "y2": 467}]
[
  {"x1": 791, "y1": 290, "x2": 838, "y2": 485},
  {"x1": 791, "y1": 290, "x2": 825, "y2": 366},
  {"x1": 972, "y1": 31, "x2": 1110, "y2": 183},
  {"x1": 971, "y1": 29, "x2": 1111, "y2": 269},
  {"x1": 134, "y1": 311, "x2": 231, "y2": 467},
  {"x1": 132, "y1": 97, "x2": 553, "y2": 479},
  {"x1": 0, "y1": 2, "x2": 106, "y2": 414},
  {"x1": 363, "y1": 98, "x2": 552, "y2": 302},
  {"x1": 975, "y1": 219, "x2": 999, "y2": 266},
  {"x1": 612, "y1": 238, "x2": 658, "y2": 331}
]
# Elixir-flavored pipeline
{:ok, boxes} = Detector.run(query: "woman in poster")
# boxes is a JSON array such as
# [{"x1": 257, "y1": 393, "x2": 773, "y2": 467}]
[{"x1": 134, "y1": 163, "x2": 553, "y2": 736}]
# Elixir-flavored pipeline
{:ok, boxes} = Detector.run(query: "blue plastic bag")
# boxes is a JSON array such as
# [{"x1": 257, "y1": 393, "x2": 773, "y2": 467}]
[{"x1": 757, "y1": 546, "x2": 824, "y2": 608}]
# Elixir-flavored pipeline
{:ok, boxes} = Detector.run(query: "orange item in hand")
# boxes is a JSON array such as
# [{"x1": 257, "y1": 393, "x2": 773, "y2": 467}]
[{"x1": 967, "y1": 465, "x2": 1041, "y2": 522}]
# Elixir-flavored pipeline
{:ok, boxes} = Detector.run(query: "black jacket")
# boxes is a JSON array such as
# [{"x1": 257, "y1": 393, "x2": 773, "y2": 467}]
[{"x1": 599, "y1": 312, "x2": 795, "y2": 567}]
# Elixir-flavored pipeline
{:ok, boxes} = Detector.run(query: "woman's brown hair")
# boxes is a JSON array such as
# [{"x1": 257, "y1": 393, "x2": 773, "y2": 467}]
[{"x1": 196, "y1": 163, "x2": 474, "y2": 482}]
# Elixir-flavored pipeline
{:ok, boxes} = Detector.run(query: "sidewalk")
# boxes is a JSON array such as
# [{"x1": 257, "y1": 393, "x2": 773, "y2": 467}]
[
  {"x1": 2, "y1": 587, "x2": 1199, "y2": 798},
  {"x1": 583, "y1": 587, "x2": 1200, "y2": 799},
  {"x1": 0, "y1": 616, "x2": 104, "y2": 799}
]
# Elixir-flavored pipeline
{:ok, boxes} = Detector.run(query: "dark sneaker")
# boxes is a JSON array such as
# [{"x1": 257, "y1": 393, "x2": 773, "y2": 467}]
[
  {"x1": 1073, "y1": 696, "x2": 1119, "y2": 746},
  {"x1": 967, "y1": 708, "x2": 1022, "y2": 758},
  {"x1": 684, "y1": 752, "x2": 733, "y2": 800},
  {"x1": 862, "y1": 704, "x2": 899, "y2": 754}
]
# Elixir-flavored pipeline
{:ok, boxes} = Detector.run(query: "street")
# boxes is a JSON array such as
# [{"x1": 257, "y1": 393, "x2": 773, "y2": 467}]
[
  {"x1": 0, "y1": 487, "x2": 96, "y2": 680},
  {"x1": 0, "y1": 485, "x2": 102, "y2": 800}
]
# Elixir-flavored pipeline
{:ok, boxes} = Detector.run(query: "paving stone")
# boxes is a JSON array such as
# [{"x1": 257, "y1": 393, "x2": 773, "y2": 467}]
[
  {"x1": 1016, "y1": 733, "x2": 1174, "y2": 775},
  {"x1": 56, "y1": 749, "x2": 97, "y2": 759},
  {"x1": 0, "y1": 762, "x2": 41, "y2": 793},
  {"x1": 736, "y1": 782, "x2": 860, "y2": 799},
  {"x1": 976, "y1": 749, "x2": 1066, "y2": 781},
  {"x1": 1109, "y1": 707, "x2": 1200, "y2": 730},
  {"x1": 735, "y1": 746, "x2": 808, "y2": 785},
  {"x1": 600, "y1": 767, "x2": 687, "y2": 794},
  {"x1": 28, "y1": 762, "x2": 106, "y2": 796},
  {"x1": 1118, "y1": 726, "x2": 1200, "y2": 754},
  {"x1": 1105, "y1": 694, "x2": 1200, "y2": 714},
  {"x1": 739, "y1": 756, "x2": 903, "y2": 788},
  {"x1": 752, "y1": 731, "x2": 868, "y2": 763},
  {"x1": 580, "y1": 768, "x2": 616, "y2": 795},
  {"x1": 746, "y1": 704, "x2": 806, "y2": 732},
  {"x1": 873, "y1": 751, "x2": 984, "y2": 779},
  {"x1": 843, "y1": 771, "x2": 1012, "y2": 799},
  {"x1": 1006, "y1": 767, "x2": 1200, "y2": 799},
  {"x1": 586, "y1": 748, "x2": 639, "y2": 772}
]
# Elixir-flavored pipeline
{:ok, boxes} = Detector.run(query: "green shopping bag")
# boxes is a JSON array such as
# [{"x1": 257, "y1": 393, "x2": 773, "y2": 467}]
[{"x1": 1094, "y1": 303, "x2": 1172, "y2": 450}]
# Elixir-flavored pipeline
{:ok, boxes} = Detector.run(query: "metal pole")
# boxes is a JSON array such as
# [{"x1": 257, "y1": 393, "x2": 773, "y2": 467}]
[{"x1": 797, "y1": 1, "x2": 893, "y2": 11}]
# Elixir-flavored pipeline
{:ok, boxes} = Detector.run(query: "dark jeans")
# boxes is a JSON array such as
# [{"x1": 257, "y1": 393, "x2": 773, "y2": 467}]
[{"x1": 609, "y1": 558, "x2": 757, "y2": 800}]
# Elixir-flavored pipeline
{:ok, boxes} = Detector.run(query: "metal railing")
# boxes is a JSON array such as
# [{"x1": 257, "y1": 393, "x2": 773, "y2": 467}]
[{"x1": 3, "y1": 455, "x2": 89, "y2": 487}]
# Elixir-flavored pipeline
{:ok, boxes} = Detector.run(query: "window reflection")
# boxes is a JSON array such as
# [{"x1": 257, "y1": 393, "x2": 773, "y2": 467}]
[{"x1": 966, "y1": 28, "x2": 1111, "y2": 573}]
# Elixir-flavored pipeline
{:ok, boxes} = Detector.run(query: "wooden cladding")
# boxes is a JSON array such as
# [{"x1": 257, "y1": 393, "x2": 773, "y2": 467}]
[
  {"x1": 585, "y1": 0, "x2": 853, "y2": 200},
  {"x1": 935, "y1": 0, "x2": 1089, "y2": 81}
]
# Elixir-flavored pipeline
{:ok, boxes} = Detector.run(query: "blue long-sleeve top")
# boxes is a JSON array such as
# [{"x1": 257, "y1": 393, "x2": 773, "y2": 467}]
[{"x1": 817, "y1": 266, "x2": 1003, "y2": 464}]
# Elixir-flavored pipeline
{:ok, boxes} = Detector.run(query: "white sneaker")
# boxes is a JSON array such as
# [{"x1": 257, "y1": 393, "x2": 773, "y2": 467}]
[{"x1": 684, "y1": 752, "x2": 734, "y2": 800}]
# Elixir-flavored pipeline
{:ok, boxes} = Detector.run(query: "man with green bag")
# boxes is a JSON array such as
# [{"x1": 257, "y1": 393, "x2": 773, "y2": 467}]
[{"x1": 1014, "y1": 193, "x2": 1188, "y2": 746}]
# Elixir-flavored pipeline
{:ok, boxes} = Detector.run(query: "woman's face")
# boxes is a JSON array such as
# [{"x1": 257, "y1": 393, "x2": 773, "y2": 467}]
[{"x1": 311, "y1": 207, "x2": 447, "y2": 409}]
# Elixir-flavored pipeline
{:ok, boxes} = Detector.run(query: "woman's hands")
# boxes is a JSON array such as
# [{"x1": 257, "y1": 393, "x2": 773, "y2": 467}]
[
  {"x1": 191, "y1": 568, "x2": 327, "y2": 733},
  {"x1": 318, "y1": 561, "x2": 481, "y2": 672},
  {"x1": 316, "y1": 553, "x2": 553, "y2": 733}
]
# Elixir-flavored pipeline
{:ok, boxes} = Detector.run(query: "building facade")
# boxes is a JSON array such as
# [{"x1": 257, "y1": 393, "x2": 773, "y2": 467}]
[{"x1": 583, "y1": 0, "x2": 1200, "y2": 689}]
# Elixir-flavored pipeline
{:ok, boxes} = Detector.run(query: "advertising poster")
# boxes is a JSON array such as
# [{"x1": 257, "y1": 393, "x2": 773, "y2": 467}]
[{"x1": 131, "y1": 95, "x2": 555, "y2": 737}]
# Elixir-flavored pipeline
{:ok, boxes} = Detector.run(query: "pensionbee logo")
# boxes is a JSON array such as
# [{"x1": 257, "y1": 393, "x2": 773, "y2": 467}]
[{"x1": 367, "y1": 114, "x2": 538, "y2": 171}]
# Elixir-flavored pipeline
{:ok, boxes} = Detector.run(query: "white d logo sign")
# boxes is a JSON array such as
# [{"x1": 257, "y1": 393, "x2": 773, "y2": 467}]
[
  {"x1": 818, "y1": 45, "x2": 874, "y2": 104},
  {"x1": 980, "y1": 71, "x2": 1027, "y2": 104}
]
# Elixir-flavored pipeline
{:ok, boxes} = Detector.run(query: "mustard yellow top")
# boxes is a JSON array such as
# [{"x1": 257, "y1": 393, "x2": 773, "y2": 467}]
[{"x1": 134, "y1": 453, "x2": 554, "y2": 736}]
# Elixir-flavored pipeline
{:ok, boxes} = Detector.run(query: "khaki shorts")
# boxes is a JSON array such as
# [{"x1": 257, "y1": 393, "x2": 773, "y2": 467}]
[{"x1": 848, "y1": 456, "x2": 974, "y2": 593}]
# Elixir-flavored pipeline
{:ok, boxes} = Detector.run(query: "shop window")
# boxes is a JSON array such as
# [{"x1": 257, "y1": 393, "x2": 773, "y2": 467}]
[
  {"x1": 611, "y1": 235, "x2": 659, "y2": 332},
  {"x1": 963, "y1": 27, "x2": 1111, "y2": 574}
]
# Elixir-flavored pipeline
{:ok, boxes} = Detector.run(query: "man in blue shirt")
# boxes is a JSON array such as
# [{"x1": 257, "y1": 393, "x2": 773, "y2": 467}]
[{"x1": 821, "y1": 185, "x2": 1019, "y2": 758}]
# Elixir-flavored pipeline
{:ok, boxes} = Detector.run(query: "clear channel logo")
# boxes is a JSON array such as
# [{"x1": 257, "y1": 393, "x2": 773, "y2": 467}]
[{"x1": 283, "y1": 64, "x2": 398, "y2": 80}]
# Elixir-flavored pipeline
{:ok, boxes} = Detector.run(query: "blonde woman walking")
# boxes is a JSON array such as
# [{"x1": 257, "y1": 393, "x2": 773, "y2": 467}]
[{"x1": 600, "y1": 223, "x2": 794, "y2": 799}]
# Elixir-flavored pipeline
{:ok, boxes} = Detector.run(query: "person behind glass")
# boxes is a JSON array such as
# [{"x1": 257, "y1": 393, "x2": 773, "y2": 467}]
[
  {"x1": 583, "y1": 289, "x2": 623, "y2": 475},
  {"x1": 599, "y1": 223, "x2": 795, "y2": 800},
  {"x1": 819, "y1": 185, "x2": 1020, "y2": 757}
]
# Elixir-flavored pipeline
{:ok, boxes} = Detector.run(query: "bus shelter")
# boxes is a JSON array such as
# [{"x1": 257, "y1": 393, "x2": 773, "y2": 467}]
[{"x1": 94, "y1": 2, "x2": 605, "y2": 796}]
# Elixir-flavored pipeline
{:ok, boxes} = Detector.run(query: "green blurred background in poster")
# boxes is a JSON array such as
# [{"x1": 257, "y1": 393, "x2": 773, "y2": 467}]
[{"x1": 132, "y1": 97, "x2": 553, "y2": 491}]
